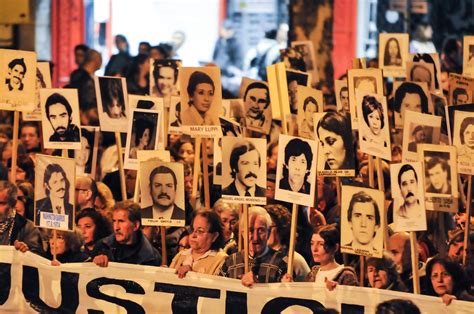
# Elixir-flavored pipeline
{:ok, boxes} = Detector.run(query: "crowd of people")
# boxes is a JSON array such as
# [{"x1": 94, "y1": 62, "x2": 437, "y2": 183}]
[{"x1": 0, "y1": 31, "x2": 473, "y2": 313}]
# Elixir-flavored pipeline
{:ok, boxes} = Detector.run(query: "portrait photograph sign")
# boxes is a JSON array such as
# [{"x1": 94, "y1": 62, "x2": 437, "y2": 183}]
[
  {"x1": 419, "y1": 144, "x2": 458, "y2": 212},
  {"x1": 340, "y1": 184, "x2": 385, "y2": 258},
  {"x1": 314, "y1": 111, "x2": 356, "y2": 177},
  {"x1": 221, "y1": 137, "x2": 267, "y2": 205},
  {"x1": 168, "y1": 96, "x2": 183, "y2": 134},
  {"x1": 446, "y1": 104, "x2": 474, "y2": 146},
  {"x1": 379, "y1": 33, "x2": 409, "y2": 78},
  {"x1": 448, "y1": 73, "x2": 474, "y2": 106},
  {"x1": 390, "y1": 162, "x2": 427, "y2": 232},
  {"x1": 463, "y1": 35, "x2": 474, "y2": 78},
  {"x1": 453, "y1": 110, "x2": 474, "y2": 175},
  {"x1": 239, "y1": 77, "x2": 272, "y2": 134},
  {"x1": 178, "y1": 67, "x2": 222, "y2": 137},
  {"x1": 335, "y1": 79, "x2": 349, "y2": 113},
  {"x1": 23, "y1": 61, "x2": 52, "y2": 121},
  {"x1": 139, "y1": 160, "x2": 185, "y2": 227},
  {"x1": 34, "y1": 154, "x2": 75, "y2": 231},
  {"x1": 406, "y1": 61, "x2": 436, "y2": 92},
  {"x1": 290, "y1": 40, "x2": 319, "y2": 84},
  {"x1": 149, "y1": 59, "x2": 181, "y2": 98},
  {"x1": 347, "y1": 68, "x2": 383, "y2": 129},
  {"x1": 124, "y1": 108, "x2": 161, "y2": 170},
  {"x1": 0, "y1": 49, "x2": 36, "y2": 111},
  {"x1": 275, "y1": 134, "x2": 317, "y2": 207},
  {"x1": 286, "y1": 69, "x2": 311, "y2": 115},
  {"x1": 355, "y1": 91, "x2": 391, "y2": 160},
  {"x1": 393, "y1": 80, "x2": 433, "y2": 129},
  {"x1": 96, "y1": 76, "x2": 129, "y2": 132},
  {"x1": 296, "y1": 85, "x2": 323, "y2": 140},
  {"x1": 409, "y1": 52, "x2": 442, "y2": 93},
  {"x1": 40, "y1": 88, "x2": 82, "y2": 150},
  {"x1": 129, "y1": 94, "x2": 165, "y2": 150},
  {"x1": 402, "y1": 111, "x2": 441, "y2": 162},
  {"x1": 75, "y1": 126, "x2": 99, "y2": 178}
]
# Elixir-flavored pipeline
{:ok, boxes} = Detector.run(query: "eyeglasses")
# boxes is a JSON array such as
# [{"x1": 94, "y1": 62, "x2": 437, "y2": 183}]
[{"x1": 190, "y1": 228, "x2": 210, "y2": 236}]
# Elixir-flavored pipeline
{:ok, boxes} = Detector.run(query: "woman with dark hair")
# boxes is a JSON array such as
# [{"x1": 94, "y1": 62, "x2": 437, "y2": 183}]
[
  {"x1": 129, "y1": 118, "x2": 154, "y2": 159},
  {"x1": 171, "y1": 136, "x2": 195, "y2": 165},
  {"x1": 384, "y1": 38, "x2": 402, "y2": 66},
  {"x1": 181, "y1": 71, "x2": 219, "y2": 125},
  {"x1": 75, "y1": 208, "x2": 113, "y2": 257},
  {"x1": 425, "y1": 257, "x2": 474, "y2": 305},
  {"x1": 15, "y1": 180, "x2": 34, "y2": 221},
  {"x1": 100, "y1": 78, "x2": 127, "y2": 121},
  {"x1": 366, "y1": 253, "x2": 408, "y2": 292},
  {"x1": 361, "y1": 95, "x2": 388, "y2": 147},
  {"x1": 170, "y1": 209, "x2": 227, "y2": 278},
  {"x1": 316, "y1": 111, "x2": 354, "y2": 171},
  {"x1": 75, "y1": 128, "x2": 94, "y2": 175},
  {"x1": 47, "y1": 230, "x2": 89, "y2": 265},
  {"x1": 126, "y1": 54, "x2": 150, "y2": 95},
  {"x1": 394, "y1": 82, "x2": 429, "y2": 127},
  {"x1": 6, "y1": 154, "x2": 35, "y2": 184}
]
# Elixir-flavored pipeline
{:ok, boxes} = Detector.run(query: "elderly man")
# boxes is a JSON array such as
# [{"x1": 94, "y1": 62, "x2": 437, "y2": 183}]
[
  {"x1": 75, "y1": 176, "x2": 98, "y2": 211},
  {"x1": 93, "y1": 200, "x2": 161, "y2": 267},
  {"x1": 220, "y1": 206, "x2": 287, "y2": 286},
  {"x1": 0, "y1": 181, "x2": 43, "y2": 254}
]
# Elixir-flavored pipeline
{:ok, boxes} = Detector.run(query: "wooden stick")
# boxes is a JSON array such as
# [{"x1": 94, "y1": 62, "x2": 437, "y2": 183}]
[
  {"x1": 190, "y1": 137, "x2": 202, "y2": 209},
  {"x1": 275, "y1": 63, "x2": 289, "y2": 135},
  {"x1": 10, "y1": 111, "x2": 19, "y2": 183},
  {"x1": 287, "y1": 203, "x2": 298, "y2": 276},
  {"x1": 133, "y1": 169, "x2": 140, "y2": 203},
  {"x1": 238, "y1": 204, "x2": 243, "y2": 252},
  {"x1": 163, "y1": 98, "x2": 170, "y2": 149},
  {"x1": 201, "y1": 138, "x2": 211, "y2": 210},
  {"x1": 52, "y1": 229, "x2": 57, "y2": 261},
  {"x1": 336, "y1": 177, "x2": 342, "y2": 207},
  {"x1": 410, "y1": 231, "x2": 421, "y2": 294},
  {"x1": 359, "y1": 256, "x2": 365, "y2": 287},
  {"x1": 463, "y1": 175, "x2": 472, "y2": 266},
  {"x1": 375, "y1": 157, "x2": 389, "y2": 250},
  {"x1": 115, "y1": 132, "x2": 127, "y2": 201},
  {"x1": 243, "y1": 204, "x2": 249, "y2": 273},
  {"x1": 368, "y1": 155, "x2": 375, "y2": 188},
  {"x1": 161, "y1": 226, "x2": 168, "y2": 266}
]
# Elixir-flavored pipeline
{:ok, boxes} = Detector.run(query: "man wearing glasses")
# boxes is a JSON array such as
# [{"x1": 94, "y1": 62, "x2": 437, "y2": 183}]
[{"x1": 75, "y1": 176, "x2": 98, "y2": 211}]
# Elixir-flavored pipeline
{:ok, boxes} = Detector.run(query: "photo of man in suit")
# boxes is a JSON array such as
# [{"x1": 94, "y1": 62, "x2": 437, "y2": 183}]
[
  {"x1": 35, "y1": 163, "x2": 74, "y2": 230},
  {"x1": 243, "y1": 81, "x2": 270, "y2": 130},
  {"x1": 222, "y1": 140, "x2": 265, "y2": 197},
  {"x1": 45, "y1": 93, "x2": 80, "y2": 142},
  {"x1": 142, "y1": 165, "x2": 185, "y2": 220}
]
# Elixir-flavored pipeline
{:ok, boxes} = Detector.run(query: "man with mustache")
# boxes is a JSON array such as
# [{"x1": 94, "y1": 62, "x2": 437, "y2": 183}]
[
  {"x1": 45, "y1": 93, "x2": 80, "y2": 143},
  {"x1": 396, "y1": 164, "x2": 423, "y2": 223},
  {"x1": 5, "y1": 58, "x2": 27, "y2": 91},
  {"x1": 222, "y1": 140, "x2": 266, "y2": 197},
  {"x1": 35, "y1": 163, "x2": 74, "y2": 230},
  {"x1": 142, "y1": 165, "x2": 185, "y2": 221},
  {"x1": 244, "y1": 81, "x2": 270, "y2": 131}
]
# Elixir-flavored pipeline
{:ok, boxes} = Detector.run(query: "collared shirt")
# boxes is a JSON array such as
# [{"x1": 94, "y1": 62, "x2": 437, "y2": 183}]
[
  {"x1": 50, "y1": 197, "x2": 65, "y2": 215},
  {"x1": 181, "y1": 248, "x2": 218, "y2": 267},
  {"x1": 235, "y1": 178, "x2": 256, "y2": 197},
  {"x1": 152, "y1": 205, "x2": 173, "y2": 220}
]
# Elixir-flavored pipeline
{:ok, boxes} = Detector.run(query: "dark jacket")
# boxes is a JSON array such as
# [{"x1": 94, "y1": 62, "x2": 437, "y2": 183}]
[
  {"x1": 9, "y1": 213, "x2": 44, "y2": 256},
  {"x1": 142, "y1": 204, "x2": 185, "y2": 220},
  {"x1": 45, "y1": 250, "x2": 90, "y2": 263},
  {"x1": 279, "y1": 178, "x2": 311, "y2": 194},
  {"x1": 222, "y1": 181, "x2": 266, "y2": 197},
  {"x1": 49, "y1": 124, "x2": 80, "y2": 142},
  {"x1": 35, "y1": 197, "x2": 74, "y2": 230}
]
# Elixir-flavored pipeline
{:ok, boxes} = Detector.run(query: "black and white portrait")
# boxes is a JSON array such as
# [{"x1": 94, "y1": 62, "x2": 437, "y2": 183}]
[
  {"x1": 24, "y1": 62, "x2": 52, "y2": 121},
  {"x1": 179, "y1": 67, "x2": 222, "y2": 126},
  {"x1": 462, "y1": 36, "x2": 474, "y2": 78},
  {"x1": 452, "y1": 87, "x2": 471, "y2": 105},
  {"x1": 220, "y1": 116, "x2": 242, "y2": 137},
  {"x1": 168, "y1": 96, "x2": 183, "y2": 133},
  {"x1": 393, "y1": 81, "x2": 432, "y2": 129},
  {"x1": 129, "y1": 94, "x2": 164, "y2": 150},
  {"x1": 296, "y1": 85, "x2": 323, "y2": 140},
  {"x1": 96, "y1": 76, "x2": 129, "y2": 132},
  {"x1": 390, "y1": 162, "x2": 427, "y2": 232},
  {"x1": 335, "y1": 79, "x2": 349, "y2": 113},
  {"x1": 402, "y1": 111, "x2": 441, "y2": 162},
  {"x1": 286, "y1": 70, "x2": 310, "y2": 115},
  {"x1": 140, "y1": 160, "x2": 185, "y2": 227},
  {"x1": 275, "y1": 135, "x2": 317, "y2": 207},
  {"x1": 411, "y1": 53, "x2": 442, "y2": 92},
  {"x1": 407, "y1": 62, "x2": 435, "y2": 92},
  {"x1": 379, "y1": 33, "x2": 408, "y2": 77},
  {"x1": 125, "y1": 108, "x2": 160, "y2": 170},
  {"x1": 291, "y1": 41, "x2": 320, "y2": 84},
  {"x1": 75, "y1": 126, "x2": 99, "y2": 177},
  {"x1": 448, "y1": 74, "x2": 474, "y2": 107},
  {"x1": 150, "y1": 59, "x2": 181, "y2": 98},
  {"x1": 40, "y1": 89, "x2": 82, "y2": 150},
  {"x1": 340, "y1": 185, "x2": 384, "y2": 258},
  {"x1": 239, "y1": 78, "x2": 271, "y2": 134},
  {"x1": 34, "y1": 154, "x2": 75, "y2": 231},
  {"x1": 221, "y1": 137, "x2": 267, "y2": 205},
  {"x1": 453, "y1": 110, "x2": 474, "y2": 175},
  {"x1": 280, "y1": 47, "x2": 306, "y2": 73}
]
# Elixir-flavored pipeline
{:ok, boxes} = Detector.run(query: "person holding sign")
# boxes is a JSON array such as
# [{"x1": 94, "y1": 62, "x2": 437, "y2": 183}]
[
  {"x1": 181, "y1": 71, "x2": 219, "y2": 125},
  {"x1": 45, "y1": 93, "x2": 80, "y2": 143},
  {"x1": 279, "y1": 138, "x2": 312, "y2": 194},
  {"x1": 5, "y1": 58, "x2": 27, "y2": 91}
]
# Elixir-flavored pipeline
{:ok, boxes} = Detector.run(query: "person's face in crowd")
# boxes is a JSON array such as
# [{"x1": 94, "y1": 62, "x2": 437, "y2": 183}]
[
  {"x1": 113, "y1": 209, "x2": 139, "y2": 245},
  {"x1": 1, "y1": 141, "x2": 12, "y2": 165},
  {"x1": 125, "y1": 170, "x2": 136, "y2": 196},
  {"x1": 189, "y1": 215, "x2": 218, "y2": 254},
  {"x1": 169, "y1": 133, "x2": 181, "y2": 146},
  {"x1": 14, "y1": 189, "x2": 26, "y2": 217},
  {"x1": 414, "y1": 129, "x2": 426, "y2": 143},
  {"x1": 311, "y1": 233, "x2": 333, "y2": 265},
  {"x1": 107, "y1": 97, "x2": 123, "y2": 119},
  {"x1": 304, "y1": 101, "x2": 317, "y2": 127},
  {"x1": 219, "y1": 210, "x2": 237, "y2": 242},
  {"x1": 49, "y1": 233, "x2": 66, "y2": 256},
  {"x1": 179, "y1": 142, "x2": 194, "y2": 164},
  {"x1": 400, "y1": 169, "x2": 418, "y2": 205},
  {"x1": 47, "y1": 171, "x2": 66, "y2": 199},
  {"x1": 178, "y1": 234, "x2": 190, "y2": 252},
  {"x1": 455, "y1": 93, "x2": 469, "y2": 105},
  {"x1": 0, "y1": 189, "x2": 11, "y2": 220},
  {"x1": 400, "y1": 92, "x2": 422, "y2": 119},
  {"x1": 356, "y1": 79, "x2": 376, "y2": 94},
  {"x1": 411, "y1": 66, "x2": 432, "y2": 89},
  {"x1": 245, "y1": 87, "x2": 268, "y2": 119},
  {"x1": 350, "y1": 201, "x2": 378, "y2": 245},
  {"x1": 265, "y1": 180, "x2": 275, "y2": 199},
  {"x1": 448, "y1": 241, "x2": 463, "y2": 263},
  {"x1": 75, "y1": 50, "x2": 86, "y2": 66},
  {"x1": 340, "y1": 90, "x2": 349, "y2": 111},
  {"x1": 388, "y1": 40, "x2": 399, "y2": 59},
  {"x1": 267, "y1": 145, "x2": 278, "y2": 171},
  {"x1": 248, "y1": 214, "x2": 269, "y2": 256},
  {"x1": 139, "y1": 128, "x2": 151, "y2": 148},
  {"x1": 367, "y1": 110, "x2": 382, "y2": 135},
  {"x1": 184, "y1": 170, "x2": 193, "y2": 198},
  {"x1": 75, "y1": 136, "x2": 90, "y2": 167},
  {"x1": 288, "y1": 80, "x2": 298, "y2": 111},
  {"x1": 287, "y1": 153, "x2": 308, "y2": 189},
  {"x1": 116, "y1": 38, "x2": 128, "y2": 52},
  {"x1": 236, "y1": 150, "x2": 260, "y2": 189},
  {"x1": 430, "y1": 263, "x2": 454, "y2": 296},
  {"x1": 388, "y1": 235, "x2": 407, "y2": 273},
  {"x1": 192, "y1": 83, "x2": 214, "y2": 114},
  {"x1": 151, "y1": 172, "x2": 176, "y2": 210},
  {"x1": 319, "y1": 128, "x2": 346, "y2": 170},
  {"x1": 48, "y1": 103, "x2": 71, "y2": 135},
  {"x1": 8, "y1": 64, "x2": 26, "y2": 88},
  {"x1": 427, "y1": 163, "x2": 449, "y2": 192},
  {"x1": 367, "y1": 265, "x2": 389, "y2": 289},
  {"x1": 157, "y1": 67, "x2": 175, "y2": 96},
  {"x1": 463, "y1": 124, "x2": 474, "y2": 149},
  {"x1": 20, "y1": 126, "x2": 41, "y2": 151},
  {"x1": 77, "y1": 216, "x2": 96, "y2": 245}
]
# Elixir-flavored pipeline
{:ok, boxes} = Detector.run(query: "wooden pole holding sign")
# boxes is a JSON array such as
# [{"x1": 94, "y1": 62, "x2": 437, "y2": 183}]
[
  {"x1": 52, "y1": 229, "x2": 57, "y2": 261},
  {"x1": 375, "y1": 157, "x2": 389, "y2": 250},
  {"x1": 115, "y1": 132, "x2": 127, "y2": 201},
  {"x1": 287, "y1": 203, "x2": 298, "y2": 276},
  {"x1": 191, "y1": 137, "x2": 202, "y2": 209},
  {"x1": 201, "y1": 138, "x2": 211, "y2": 210},
  {"x1": 463, "y1": 176, "x2": 472, "y2": 266},
  {"x1": 243, "y1": 204, "x2": 249, "y2": 273},
  {"x1": 10, "y1": 111, "x2": 20, "y2": 183},
  {"x1": 161, "y1": 227, "x2": 168, "y2": 266},
  {"x1": 410, "y1": 231, "x2": 421, "y2": 294},
  {"x1": 238, "y1": 204, "x2": 243, "y2": 252}
]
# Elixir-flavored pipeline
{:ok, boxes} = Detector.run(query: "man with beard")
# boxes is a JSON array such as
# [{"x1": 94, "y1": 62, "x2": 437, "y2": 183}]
[
  {"x1": 243, "y1": 81, "x2": 270, "y2": 130},
  {"x1": 396, "y1": 164, "x2": 423, "y2": 222},
  {"x1": 142, "y1": 165, "x2": 185, "y2": 221},
  {"x1": 5, "y1": 58, "x2": 27, "y2": 91},
  {"x1": 45, "y1": 93, "x2": 80, "y2": 142},
  {"x1": 35, "y1": 164, "x2": 74, "y2": 230},
  {"x1": 279, "y1": 138, "x2": 312, "y2": 194},
  {"x1": 151, "y1": 60, "x2": 179, "y2": 97}
]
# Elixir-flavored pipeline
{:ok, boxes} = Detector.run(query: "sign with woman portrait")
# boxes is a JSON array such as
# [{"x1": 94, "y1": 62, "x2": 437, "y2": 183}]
[
  {"x1": 314, "y1": 111, "x2": 355, "y2": 177},
  {"x1": 379, "y1": 33, "x2": 409, "y2": 78},
  {"x1": 40, "y1": 88, "x2": 82, "y2": 150},
  {"x1": 296, "y1": 85, "x2": 323, "y2": 140},
  {"x1": 129, "y1": 94, "x2": 165, "y2": 150},
  {"x1": 418, "y1": 144, "x2": 458, "y2": 212},
  {"x1": 402, "y1": 111, "x2": 441, "y2": 162},
  {"x1": 96, "y1": 76, "x2": 129, "y2": 132},
  {"x1": 179, "y1": 67, "x2": 222, "y2": 137},
  {"x1": 275, "y1": 135, "x2": 317, "y2": 207},
  {"x1": 0, "y1": 49, "x2": 37, "y2": 111},
  {"x1": 463, "y1": 36, "x2": 474, "y2": 78},
  {"x1": 139, "y1": 160, "x2": 185, "y2": 227},
  {"x1": 149, "y1": 59, "x2": 181, "y2": 98},
  {"x1": 124, "y1": 108, "x2": 161, "y2": 170},
  {"x1": 390, "y1": 162, "x2": 427, "y2": 232},
  {"x1": 239, "y1": 77, "x2": 272, "y2": 134},
  {"x1": 23, "y1": 61, "x2": 52, "y2": 121},
  {"x1": 75, "y1": 126, "x2": 99, "y2": 177},
  {"x1": 340, "y1": 184, "x2": 384, "y2": 258},
  {"x1": 453, "y1": 110, "x2": 474, "y2": 175},
  {"x1": 406, "y1": 61, "x2": 436, "y2": 92},
  {"x1": 355, "y1": 91, "x2": 391, "y2": 160},
  {"x1": 34, "y1": 154, "x2": 75, "y2": 231}
]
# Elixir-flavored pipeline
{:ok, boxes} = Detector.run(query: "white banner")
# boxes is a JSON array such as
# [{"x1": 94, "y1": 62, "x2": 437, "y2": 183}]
[{"x1": 0, "y1": 247, "x2": 472, "y2": 313}]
